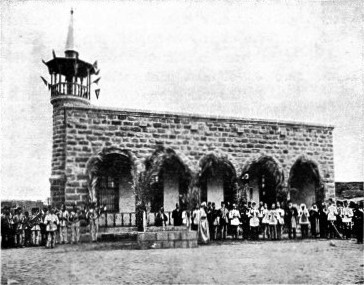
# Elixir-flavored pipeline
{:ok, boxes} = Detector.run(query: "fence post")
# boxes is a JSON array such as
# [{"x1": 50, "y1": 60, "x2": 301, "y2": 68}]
[{"x1": 143, "y1": 211, "x2": 147, "y2": 232}]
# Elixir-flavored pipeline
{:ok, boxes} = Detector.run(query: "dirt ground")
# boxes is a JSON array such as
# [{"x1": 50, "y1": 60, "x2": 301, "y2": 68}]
[{"x1": 1, "y1": 239, "x2": 363, "y2": 284}]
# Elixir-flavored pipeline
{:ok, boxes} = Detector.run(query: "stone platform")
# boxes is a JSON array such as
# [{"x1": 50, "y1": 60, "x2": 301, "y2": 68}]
[{"x1": 137, "y1": 226, "x2": 198, "y2": 249}]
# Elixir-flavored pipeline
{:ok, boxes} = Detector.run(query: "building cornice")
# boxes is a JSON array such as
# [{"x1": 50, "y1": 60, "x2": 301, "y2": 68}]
[{"x1": 64, "y1": 104, "x2": 335, "y2": 129}]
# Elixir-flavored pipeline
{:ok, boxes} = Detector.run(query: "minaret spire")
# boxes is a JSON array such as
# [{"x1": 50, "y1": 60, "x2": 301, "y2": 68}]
[{"x1": 65, "y1": 8, "x2": 78, "y2": 58}]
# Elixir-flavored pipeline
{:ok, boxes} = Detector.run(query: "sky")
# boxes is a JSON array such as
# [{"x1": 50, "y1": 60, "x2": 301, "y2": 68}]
[{"x1": 1, "y1": 0, "x2": 363, "y2": 201}]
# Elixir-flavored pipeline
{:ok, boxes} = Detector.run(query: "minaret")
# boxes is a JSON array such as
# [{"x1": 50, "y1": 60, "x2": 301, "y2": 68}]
[
  {"x1": 43, "y1": 9, "x2": 100, "y2": 207},
  {"x1": 42, "y1": 9, "x2": 100, "y2": 108}
]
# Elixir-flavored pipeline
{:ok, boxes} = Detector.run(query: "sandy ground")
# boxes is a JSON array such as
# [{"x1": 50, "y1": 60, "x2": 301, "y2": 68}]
[{"x1": 1, "y1": 239, "x2": 363, "y2": 284}]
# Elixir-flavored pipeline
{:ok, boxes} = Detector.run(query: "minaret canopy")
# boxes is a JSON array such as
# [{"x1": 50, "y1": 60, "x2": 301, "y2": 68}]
[{"x1": 65, "y1": 9, "x2": 78, "y2": 58}]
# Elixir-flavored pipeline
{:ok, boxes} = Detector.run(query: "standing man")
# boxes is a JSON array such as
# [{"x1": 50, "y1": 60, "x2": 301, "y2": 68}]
[
  {"x1": 327, "y1": 199, "x2": 338, "y2": 239},
  {"x1": 285, "y1": 201, "x2": 298, "y2": 239},
  {"x1": 341, "y1": 200, "x2": 353, "y2": 239},
  {"x1": 309, "y1": 203, "x2": 320, "y2": 238},
  {"x1": 87, "y1": 203, "x2": 100, "y2": 242},
  {"x1": 229, "y1": 204, "x2": 241, "y2": 240},
  {"x1": 22, "y1": 211, "x2": 32, "y2": 247},
  {"x1": 30, "y1": 209, "x2": 42, "y2": 246},
  {"x1": 13, "y1": 208, "x2": 24, "y2": 248},
  {"x1": 219, "y1": 202, "x2": 229, "y2": 240},
  {"x1": 276, "y1": 202, "x2": 285, "y2": 240},
  {"x1": 44, "y1": 208, "x2": 59, "y2": 248},
  {"x1": 58, "y1": 204, "x2": 69, "y2": 244},
  {"x1": 318, "y1": 202, "x2": 328, "y2": 238},
  {"x1": 353, "y1": 201, "x2": 363, "y2": 244},
  {"x1": 298, "y1": 203, "x2": 310, "y2": 239},
  {"x1": 70, "y1": 205, "x2": 80, "y2": 244},
  {"x1": 172, "y1": 203, "x2": 183, "y2": 226}
]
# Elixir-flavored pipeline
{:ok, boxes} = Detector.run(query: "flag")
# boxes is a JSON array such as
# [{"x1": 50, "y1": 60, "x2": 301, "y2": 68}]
[
  {"x1": 52, "y1": 50, "x2": 56, "y2": 59},
  {"x1": 95, "y1": 69, "x2": 100, "y2": 76},
  {"x1": 93, "y1": 60, "x2": 98, "y2": 70},
  {"x1": 42, "y1": 59, "x2": 47, "y2": 66},
  {"x1": 93, "y1": 77, "x2": 101, "y2": 85},
  {"x1": 95, "y1": 89, "x2": 100, "y2": 99},
  {"x1": 40, "y1": 76, "x2": 48, "y2": 87}
]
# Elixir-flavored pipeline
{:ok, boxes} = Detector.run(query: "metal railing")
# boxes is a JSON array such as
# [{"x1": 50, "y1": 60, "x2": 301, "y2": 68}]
[
  {"x1": 96, "y1": 211, "x2": 176, "y2": 228},
  {"x1": 146, "y1": 211, "x2": 174, "y2": 226},
  {"x1": 98, "y1": 212, "x2": 137, "y2": 228},
  {"x1": 51, "y1": 82, "x2": 89, "y2": 99}
]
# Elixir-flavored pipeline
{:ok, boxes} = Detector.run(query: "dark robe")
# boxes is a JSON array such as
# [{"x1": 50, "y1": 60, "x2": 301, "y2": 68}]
[{"x1": 172, "y1": 208, "x2": 183, "y2": 226}]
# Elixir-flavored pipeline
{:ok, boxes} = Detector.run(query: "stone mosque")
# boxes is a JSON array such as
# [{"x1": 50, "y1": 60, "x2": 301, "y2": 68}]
[{"x1": 43, "y1": 11, "x2": 335, "y2": 224}]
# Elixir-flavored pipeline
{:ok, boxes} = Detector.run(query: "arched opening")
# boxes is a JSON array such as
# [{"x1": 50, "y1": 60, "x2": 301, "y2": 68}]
[
  {"x1": 241, "y1": 156, "x2": 284, "y2": 207},
  {"x1": 86, "y1": 148, "x2": 136, "y2": 213},
  {"x1": 145, "y1": 147, "x2": 192, "y2": 212},
  {"x1": 288, "y1": 155, "x2": 324, "y2": 206},
  {"x1": 199, "y1": 153, "x2": 237, "y2": 206}
]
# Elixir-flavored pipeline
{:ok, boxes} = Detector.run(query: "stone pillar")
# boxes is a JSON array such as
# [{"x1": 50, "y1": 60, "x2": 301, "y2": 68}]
[
  {"x1": 206, "y1": 175, "x2": 224, "y2": 206},
  {"x1": 163, "y1": 170, "x2": 179, "y2": 212}
]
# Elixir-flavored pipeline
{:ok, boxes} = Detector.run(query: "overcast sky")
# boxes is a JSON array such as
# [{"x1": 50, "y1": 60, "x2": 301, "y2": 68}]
[{"x1": 1, "y1": 0, "x2": 363, "y2": 201}]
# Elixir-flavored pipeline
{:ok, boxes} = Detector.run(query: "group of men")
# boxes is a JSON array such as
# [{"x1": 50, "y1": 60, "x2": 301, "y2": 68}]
[
  {"x1": 169, "y1": 198, "x2": 363, "y2": 244},
  {"x1": 1, "y1": 202, "x2": 102, "y2": 249}
]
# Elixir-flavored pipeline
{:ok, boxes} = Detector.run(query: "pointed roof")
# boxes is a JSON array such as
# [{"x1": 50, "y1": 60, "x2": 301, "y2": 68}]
[{"x1": 65, "y1": 9, "x2": 77, "y2": 56}]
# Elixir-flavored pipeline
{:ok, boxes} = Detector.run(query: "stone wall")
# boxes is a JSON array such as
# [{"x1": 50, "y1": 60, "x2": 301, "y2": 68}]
[
  {"x1": 50, "y1": 107, "x2": 67, "y2": 206},
  {"x1": 50, "y1": 104, "x2": 335, "y2": 207}
]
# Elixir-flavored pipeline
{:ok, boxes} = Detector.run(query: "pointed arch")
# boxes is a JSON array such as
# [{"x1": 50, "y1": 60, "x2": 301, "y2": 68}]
[
  {"x1": 86, "y1": 147, "x2": 139, "y2": 212},
  {"x1": 144, "y1": 146, "x2": 193, "y2": 212}
]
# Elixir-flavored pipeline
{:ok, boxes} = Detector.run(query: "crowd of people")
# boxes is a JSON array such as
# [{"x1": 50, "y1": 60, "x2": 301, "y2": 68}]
[
  {"x1": 2, "y1": 198, "x2": 363, "y2": 249},
  {"x1": 1, "y1": 202, "x2": 102, "y2": 249},
  {"x1": 166, "y1": 199, "x2": 364, "y2": 245}
]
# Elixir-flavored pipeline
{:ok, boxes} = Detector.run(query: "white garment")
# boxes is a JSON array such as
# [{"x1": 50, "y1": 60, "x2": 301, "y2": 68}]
[
  {"x1": 342, "y1": 207, "x2": 353, "y2": 223},
  {"x1": 229, "y1": 209, "x2": 241, "y2": 226},
  {"x1": 299, "y1": 208, "x2": 310, "y2": 225},
  {"x1": 192, "y1": 209, "x2": 199, "y2": 225},
  {"x1": 327, "y1": 205, "x2": 338, "y2": 221},
  {"x1": 268, "y1": 209, "x2": 278, "y2": 225},
  {"x1": 249, "y1": 208, "x2": 260, "y2": 227},
  {"x1": 276, "y1": 208, "x2": 285, "y2": 225},
  {"x1": 262, "y1": 208, "x2": 270, "y2": 224},
  {"x1": 59, "y1": 210, "x2": 69, "y2": 227},
  {"x1": 44, "y1": 214, "x2": 59, "y2": 232}
]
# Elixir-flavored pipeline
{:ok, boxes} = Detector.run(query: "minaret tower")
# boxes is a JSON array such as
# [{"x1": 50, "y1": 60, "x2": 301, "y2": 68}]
[
  {"x1": 42, "y1": 9, "x2": 100, "y2": 107},
  {"x1": 43, "y1": 9, "x2": 100, "y2": 207}
]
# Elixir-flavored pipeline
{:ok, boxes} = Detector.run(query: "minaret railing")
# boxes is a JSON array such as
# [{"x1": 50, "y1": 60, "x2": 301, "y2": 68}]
[{"x1": 50, "y1": 82, "x2": 90, "y2": 99}]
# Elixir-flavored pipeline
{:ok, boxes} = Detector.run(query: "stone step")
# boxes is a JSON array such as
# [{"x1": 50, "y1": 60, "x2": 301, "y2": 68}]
[
  {"x1": 53, "y1": 241, "x2": 140, "y2": 252},
  {"x1": 146, "y1": 226, "x2": 188, "y2": 232}
]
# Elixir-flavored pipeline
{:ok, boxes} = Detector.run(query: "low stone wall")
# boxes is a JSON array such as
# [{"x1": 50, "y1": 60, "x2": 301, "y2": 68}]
[{"x1": 137, "y1": 227, "x2": 198, "y2": 249}]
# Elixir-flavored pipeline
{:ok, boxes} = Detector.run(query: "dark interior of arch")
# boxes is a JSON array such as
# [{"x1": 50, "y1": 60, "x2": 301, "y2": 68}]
[
  {"x1": 245, "y1": 156, "x2": 283, "y2": 207},
  {"x1": 95, "y1": 153, "x2": 133, "y2": 212},
  {"x1": 289, "y1": 156, "x2": 324, "y2": 204}
]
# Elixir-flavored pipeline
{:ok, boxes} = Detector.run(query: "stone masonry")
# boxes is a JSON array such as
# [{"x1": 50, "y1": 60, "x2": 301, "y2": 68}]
[{"x1": 50, "y1": 103, "x2": 335, "y2": 208}]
